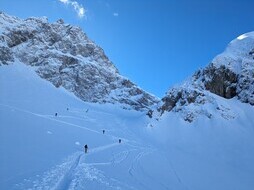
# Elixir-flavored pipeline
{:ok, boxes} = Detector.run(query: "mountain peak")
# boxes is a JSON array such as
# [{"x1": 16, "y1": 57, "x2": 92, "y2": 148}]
[
  {"x1": 158, "y1": 32, "x2": 254, "y2": 122},
  {"x1": 0, "y1": 12, "x2": 159, "y2": 111},
  {"x1": 211, "y1": 31, "x2": 254, "y2": 73}
]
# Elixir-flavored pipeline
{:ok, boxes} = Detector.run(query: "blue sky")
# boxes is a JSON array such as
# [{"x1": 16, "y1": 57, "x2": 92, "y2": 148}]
[{"x1": 1, "y1": 0, "x2": 254, "y2": 97}]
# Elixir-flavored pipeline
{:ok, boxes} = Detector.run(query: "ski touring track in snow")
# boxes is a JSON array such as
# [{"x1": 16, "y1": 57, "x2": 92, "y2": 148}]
[
  {"x1": 0, "y1": 103, "x2": 102, "y2": 135},
  {"x1": 0, "y1": 103, "x2": 153, "y2": 148},
  {"x1": 127, "y1": 148, "x2": 160, "y2": 190},
  {"x1": 29, "y1": 143, "x2": 141, "y2": 190},
  {"x1": 1, "y1": 103, "x2": 188, "y2": 190},
  {"x1": 54, "y1": 153, "x2": 83, "y2": 190},
  {"x1": 0, "y1": 103, "x2": 135, "y2": 144},
  {"x1": 167, "y1": 158, "x2": 189, "y2": 190},
  {"x1": 0, "y1": 103, "x2": 159, "y2": 189},
  {"x1": 53, "y1": 143, "x2": 123, "y2": 190},
  {"x1": 0, "y1": 103, "x2": 187, "y2": 190}
]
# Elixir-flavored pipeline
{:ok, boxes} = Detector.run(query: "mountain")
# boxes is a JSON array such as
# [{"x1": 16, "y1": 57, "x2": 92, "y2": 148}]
[
  {"x1": 158, "y1": 32, "x2": 254, "y2": 122},
  {"x1": 0, "y1": 12, "x2": 159, "y2": 111},
  {"x1": 1, "y1": 60, "x2": 254, "y2": 190},
  {"x1": 1, "y1": 12, "x2": 254, "y2": 190}
]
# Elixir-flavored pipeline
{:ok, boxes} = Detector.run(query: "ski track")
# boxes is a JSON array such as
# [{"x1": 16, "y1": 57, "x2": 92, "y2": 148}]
[
  {"x1": 26, "y1": 143, "x2": 139, "y2": 190},
  {"x1": 32, "y1": 143, "x2": 153, "y2": 190},
  {"x1": 0, "y1": 103, "x2": 144, "y2": 148},
  {"x1": 167, "y1": 159, "x2": 189, "y2": 190},
  {"x1": 48, "y1": 144, "x2": 134, "y2": 189},
  {"x1": 0, "y1": 103, "x2": 100, "y2": 134},
  {"x1": 0, "y1": 103, "x2": 148, "y2": 148},
  {"x1": 54, "y1": 153, "x2": 83, "y2": 190},
  {"x1": 0, "y1": 103, "x2": 165, "y2": 190},
  {"x1": 161, "y1": 150, "x2": 189, "y2": 190},
  {"x1": 128, "y1": 149, "x2": 155, "y2": 190},
  {"x1": 111, "y1": 150, "x2": 132, "y2": 165},
  {"x1": 89, "y1": 143, "x2": 119, "y2": 154},
  {"x1": 44, "y1": 114, "x2": 96, "y2": 123},
  {"x1": 0, "y1": 103, "x2": 126, "y2": 140},
  {"x1": 69, "y1": 108, "x2": 115, "y2": 117},
  {"x1": 86, "y1": 149, "x2": 133, "y2": 166}
]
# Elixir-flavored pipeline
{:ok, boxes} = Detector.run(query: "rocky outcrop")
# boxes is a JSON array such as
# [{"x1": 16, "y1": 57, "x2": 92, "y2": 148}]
[
  {"x1": 158, "y1": 32, "x2": 254, "y2": 121},
  {"x1": 160, "y1": 88, "x2": 206, "y2": 114},
  {"x1": 0, "y1": 12, "x2": 159, "y2": 111},
  {"x1": 157, "y1": 87, "x2": 211, "y2": 122},
  {"x1": 0, "y1": 46, "x2": 13, "y2": 64},
  {"x1": 202, "y1": 64, "x2": 237, "y2": 99}
]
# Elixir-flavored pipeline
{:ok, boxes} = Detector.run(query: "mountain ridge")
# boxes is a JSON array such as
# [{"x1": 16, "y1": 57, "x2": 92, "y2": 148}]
[
  {"x1": 0, "y1": 12, "x2": 253, "y2": 121},
  {"x1": 0, "y1": 12, "x2": 159, "y2": 111},
  {"x1": 1, "y1": 12, "x2": 254, "y2": 190},
  {"x1": 158, "y1": 32, "x2": 254, "y2": 121}
]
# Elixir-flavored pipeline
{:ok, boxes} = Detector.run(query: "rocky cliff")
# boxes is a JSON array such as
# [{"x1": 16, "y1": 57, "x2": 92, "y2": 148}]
[
  {"x1": 0, "y1": 12, "x2": 159, "y2": 111},
  {"x1": 158, "y1": 32, "x2": 254, "y2": 122}
]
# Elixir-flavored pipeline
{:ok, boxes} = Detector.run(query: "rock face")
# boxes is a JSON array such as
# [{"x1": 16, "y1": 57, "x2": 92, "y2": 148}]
[
  {"x1": 158, "y1": 32, "x2": 254, "y2": 122},
  {"x1": 203, "y1": 64, "x2": 237, "y2": 99},
  {"x1": 202, "y1": 33, "x2": 254, "y2": 105},
  {"x1": 0, "y1": 12, "x2": 159, "y2": 111},
  {"x1": 160, "y1": 88, "x2": 206, "y2": 113}
]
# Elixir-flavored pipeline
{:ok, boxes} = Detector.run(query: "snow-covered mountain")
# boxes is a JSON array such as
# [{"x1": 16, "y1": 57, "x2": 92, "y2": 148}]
[
  {"x1": 2, "y1": 11, "x2": 252, "y2": 121},
  {"x1": 1, "y1": 12, "x2": 254, "y2": 190},
  {"x1": 0, "y1": 12, "x2": 159, "y2": 111},
  {"x1": 158, "y1": 32, "x2": 254, "y2": 122},
  {"x1": 1, "y1": 61, "x2": 254, "y2": 190}
]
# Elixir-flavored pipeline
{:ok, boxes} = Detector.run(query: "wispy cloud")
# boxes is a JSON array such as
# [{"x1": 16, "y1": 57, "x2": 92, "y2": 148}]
[
  {"x1": 113, "y1": 12, "x2": 119, "y2": 17},
  {"x1": 58, "y1": 0, "x2": 85, "y2": 18}
]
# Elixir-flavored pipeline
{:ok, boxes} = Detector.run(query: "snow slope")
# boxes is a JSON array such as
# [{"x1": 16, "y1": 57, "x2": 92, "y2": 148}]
[
  {"x1": 1, "y1": 62, "x2": 254, "y2": 190},
  {"x1": 149, "y1": 94, "x2": 254, "y2": 189},
  {"x1": 0, "y1": 62, "x2": 183, "y2": 190},
  {"x1": 1, "y1": 12, "x2": 254, "y2": 190}
]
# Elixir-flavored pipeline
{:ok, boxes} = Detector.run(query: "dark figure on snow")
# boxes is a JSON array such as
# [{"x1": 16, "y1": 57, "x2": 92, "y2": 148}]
[
  {"x1": 67, "y1": 108, "x2": 69, "y2": 111},
  {"x1": 55, "y1": 113, "x2": 58, "y2": 117},
  {"x1": 103, "y1": 130, "x2": 105, "y2": 134},
  {"x1": 86, "y1": 109, "x2": 89, "y2": 113},
  {"x1": 84, "y1": 144, "x2": 88, "y2": 153},
  {"x1": 119, "y1": 139, "x2": 122, "y2": 143}
]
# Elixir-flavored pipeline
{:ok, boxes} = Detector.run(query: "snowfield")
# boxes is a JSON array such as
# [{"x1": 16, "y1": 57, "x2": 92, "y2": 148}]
[{"x1": 1, "y1": 62, "x2": 254, "y2": 190}]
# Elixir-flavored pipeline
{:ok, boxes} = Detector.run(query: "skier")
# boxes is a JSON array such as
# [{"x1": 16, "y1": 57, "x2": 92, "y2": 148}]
[
  {"x1": 119, "y1": 139, "x2": 122, "y2": 143},
  {"x1": 55, "y1": 113, "x2": 58, "y2": 117},
  {"x1": 103, "y1": 130, "x2": 105, "y2": 134},
  {"x1": 84, "y1": 144, "x2": 88, "y2": 153}
]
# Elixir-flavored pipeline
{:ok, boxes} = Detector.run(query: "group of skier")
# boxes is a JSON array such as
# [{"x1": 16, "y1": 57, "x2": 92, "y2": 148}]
[
  {"x1": 84, "y1": 129, "x2": 122, "y2": 153},
  {"x1": 54, "y1": 109, "x2": 122, "y2": 154}
]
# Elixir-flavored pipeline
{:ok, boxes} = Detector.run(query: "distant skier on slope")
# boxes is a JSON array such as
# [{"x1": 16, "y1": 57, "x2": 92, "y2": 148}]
[
  {"x1": 84, "y1": 144, "x2": 88, "y2": 153},
  {"x1": 119, "y1": 139, "x2": 122, "y2": 143},
  {"x1": 103, "y1": 130, "x2": 105, "y2": 134},
  {"x1": 55, "y1": 113, "x2": 58, "y2": 117}
]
